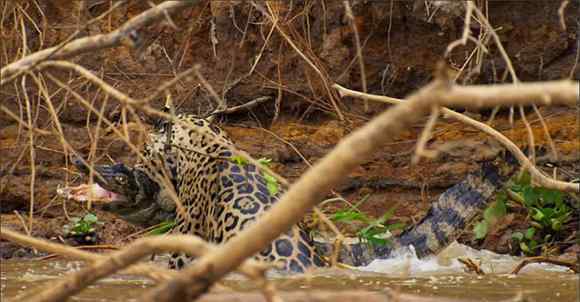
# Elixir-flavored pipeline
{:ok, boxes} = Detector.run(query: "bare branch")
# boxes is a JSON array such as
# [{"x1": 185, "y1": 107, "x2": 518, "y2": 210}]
[
  {"x1": 208, "y1": 96, "x2": 272, "y2": 116},
  {"x1": 1, "y1": 0, "x2": 198, "y2": 85},
  {"x1": 336, "y1": 80, "x2": 578, "y2": 109},
  {"x1": 334, "y1": 83, "x2": 580, "y2": 193},
  {"x1": 343, "y1": 0, "x2": 369, "y2": 112}
]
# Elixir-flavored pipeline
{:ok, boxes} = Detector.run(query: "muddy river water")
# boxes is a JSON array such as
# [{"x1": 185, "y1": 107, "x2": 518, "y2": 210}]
[{"x1": 1, "y1": 243, "x2": 577, "y2": 301}]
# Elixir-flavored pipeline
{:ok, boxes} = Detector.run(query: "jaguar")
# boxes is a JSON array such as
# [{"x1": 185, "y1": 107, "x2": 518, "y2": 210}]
[{"x1": 73, "y1": 114, "x2": 512, "y2": 272}]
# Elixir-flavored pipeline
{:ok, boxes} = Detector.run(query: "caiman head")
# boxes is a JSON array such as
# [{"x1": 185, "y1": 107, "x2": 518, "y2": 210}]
[{"x1": 71, "y1": 158, "x2": 176, "y2": 227}]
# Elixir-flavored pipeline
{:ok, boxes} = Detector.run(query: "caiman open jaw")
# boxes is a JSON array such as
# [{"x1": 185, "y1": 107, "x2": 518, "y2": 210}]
[
  {"x1": 72, "y1": 159, "x2": 135, "y2": 197},
  {"x1": 67, "y1": 159, "x2": 176, "y2": 227}
]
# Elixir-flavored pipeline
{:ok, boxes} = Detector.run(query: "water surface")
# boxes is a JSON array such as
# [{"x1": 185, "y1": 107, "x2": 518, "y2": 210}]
[{"x1": 1, "y1": 243, "x2": 577, "y2": 301}]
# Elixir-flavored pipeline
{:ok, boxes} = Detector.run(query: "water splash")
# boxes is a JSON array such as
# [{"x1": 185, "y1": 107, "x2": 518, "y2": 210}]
[{"x1": 359, "y1": 241, "x2": 573, "y2": 276}]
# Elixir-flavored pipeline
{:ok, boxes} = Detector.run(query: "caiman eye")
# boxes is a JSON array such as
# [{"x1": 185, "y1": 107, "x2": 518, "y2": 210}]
[{"x1": 115, "y1": 175, "x2": 127, "y2": 184}]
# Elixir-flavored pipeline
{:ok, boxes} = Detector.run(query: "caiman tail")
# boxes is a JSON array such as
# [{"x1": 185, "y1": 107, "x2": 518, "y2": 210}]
[{"x1": 314, "y1": 161, "x2": 512, "y2": 267}]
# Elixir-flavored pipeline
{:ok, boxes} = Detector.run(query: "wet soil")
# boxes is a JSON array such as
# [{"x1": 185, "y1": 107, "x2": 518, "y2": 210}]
[{"x1": 1, "y1": 1, "x2": 578, "y2": 258}]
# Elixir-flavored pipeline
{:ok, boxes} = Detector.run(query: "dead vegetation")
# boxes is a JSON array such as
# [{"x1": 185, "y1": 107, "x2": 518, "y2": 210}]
[{"x1": 0, "y1": 1, "x2": 579, "y2": 301}]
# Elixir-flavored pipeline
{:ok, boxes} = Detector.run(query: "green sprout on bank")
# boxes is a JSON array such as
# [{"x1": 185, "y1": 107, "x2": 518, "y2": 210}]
[
  {"x1": 147, "y1": 220, "x2": 176, "y2": 236},
  {"x1": 331, "y1": 196, "x2": 405, "y2": 247},
  {"x1": 230, "y1": 155, "x2": 279, "y2": 196},
  {"x1": 63, "y1": 213, "x2": 104, "y2": 236},
  {"x1": 474, "y1": 172, "x2": 573, "y2": 255}
]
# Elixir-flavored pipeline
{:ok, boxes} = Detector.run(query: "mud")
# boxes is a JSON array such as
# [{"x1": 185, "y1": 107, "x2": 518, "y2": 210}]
[{"x1": 1, "y1": 1, "x2": 578, "y2": 258}]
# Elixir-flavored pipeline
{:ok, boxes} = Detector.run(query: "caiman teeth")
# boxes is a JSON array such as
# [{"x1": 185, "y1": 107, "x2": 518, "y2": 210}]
[{"x1": 57, "y1": 183, "x2": 123, "y2": 203}]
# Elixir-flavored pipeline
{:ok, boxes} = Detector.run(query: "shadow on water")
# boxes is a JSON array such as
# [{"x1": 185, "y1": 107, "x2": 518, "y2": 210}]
[{"x1": 1, "y1": 243, "x2": 578, "y2": 301}]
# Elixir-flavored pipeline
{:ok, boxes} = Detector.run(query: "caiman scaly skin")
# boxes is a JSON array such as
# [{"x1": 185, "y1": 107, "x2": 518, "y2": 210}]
[
  {"x1": 313, "y1": 162, "x2": 508, "y2": 266},
  {"x1": 75, "y1": 115, "x2": 511, "y2": 272}
]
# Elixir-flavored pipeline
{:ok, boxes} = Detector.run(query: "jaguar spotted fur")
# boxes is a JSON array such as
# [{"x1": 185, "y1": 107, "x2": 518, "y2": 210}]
[{"x1": 74, "y1": 114, "x2": 513, "y2": 272}]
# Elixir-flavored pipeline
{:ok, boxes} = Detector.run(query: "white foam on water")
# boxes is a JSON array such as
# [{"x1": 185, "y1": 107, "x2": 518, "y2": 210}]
[{"x1": 358, "y1": 241, "x2": 573, "y2": 276}]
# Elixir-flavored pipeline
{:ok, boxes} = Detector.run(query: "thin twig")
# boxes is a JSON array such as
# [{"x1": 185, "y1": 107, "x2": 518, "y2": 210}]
[
  {"x1": 343, "y1": 0, "x2": 368, "y2": 112},
  {"x1": 0, "y1": 0, "x2": 129, "y2": 86},
  {"x1": 208, "y1": 96, "x2": 272, "y2": 116},
  {"x1": 445, "y1": 1, "x2": 475, "y2": 57},
  {"x1": 21, "y1": 75, "x2": 36, "y2": 236},
  {"x1": 192, "y1": 64, "x2": 227, "y2": 112},
  {"x1": 558, "y1": 0, "x2": 570, "y2": 30},
  {"x1": 412, "y1": 106, "x2": 440, "y2": 164},
  {"x1": 1, "y1": 0, "x2": 198, "y2": 85}
]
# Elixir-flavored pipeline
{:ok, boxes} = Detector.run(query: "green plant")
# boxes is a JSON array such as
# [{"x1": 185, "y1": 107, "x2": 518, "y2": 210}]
[
  {"x1": 331, "y1": 199, "x2": 405, "y2": 247},
  {"x1": 147, "y1": 220, "x2": 176, "y2": 236},
  {"x1": 473, "y1": 191, "x2": 507, "y2": 240},
  {"x1": 474, "y1": 172, "x2": 573, "y2": 255},
  {"x1": 230, "y1": 156, "x2": 279, "y2": 195},
  {"x1": 509, "y1": 172, "x2": 572, "y2": 255},
  {"x1": 63, "y1": 213, "x2": 104, "y2": 236}
]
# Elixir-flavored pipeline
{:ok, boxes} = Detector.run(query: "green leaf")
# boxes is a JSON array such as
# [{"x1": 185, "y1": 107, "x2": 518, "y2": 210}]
[
  {"x1": 83, "y1": 213, "x2": 98, "y2": 224},
  {"x1": 551, "y1": 219, "x2": 562, "y2": 231},
  {"x1": 531, "y1": 208, "x2": 545, "y2": 221},
  {"x1": 511, "y1": 232, "x2": 524, "y2": 241},
  {"x1": 483, "y1": 200, "x2": 506, "y2": 223},
  {"x1": 525, "y1": 227, "x2": 536, "y2": 239},
  {"x1": 541, "y1": 208, "x2": 555, "y2": 220},
  {"x1": 366, "y1": 236, "x2": 389, "y2": 247},
  {"x1": 520, "y1": 241, "x2": 530, "y2": 253},
  {"x1": 257, "y1": 157, "x2": 272, "y2": 166},
  {"x1": 539, "y1": 188, "x2": 562, "y2": 206},
  {"x1": 263, "y1": 173, "x2": 279, "y2": 196},
  {"x1": 474, "y1": 222, "x2": 488, "y2": 240},
  {"x1": 515, "y1": 172, "x2": 531, "y2": 187},
  {"x1": 230, "y1": 155, "x2": 248, "y2": 166},
  {"x1": 385, "y1": 222, "x2": 406, "y2": 231},
  {"x1": 332, "y1": 210, "x2": 367, "y2": 223},
  {"x1": 148, "y1": 221, "x2": 176, "y2": 236},
  {"x1": 359, "y1": 225, "x2": 380, "y2": 237},
  {"x1": 522, "y1": 186, "x2": 539, "y2": 207}
]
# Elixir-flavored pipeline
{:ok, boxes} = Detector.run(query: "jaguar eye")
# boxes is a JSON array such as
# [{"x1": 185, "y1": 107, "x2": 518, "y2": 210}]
[{"x1": 115, "y1": 175, "x2": 127, "y2": 184}]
